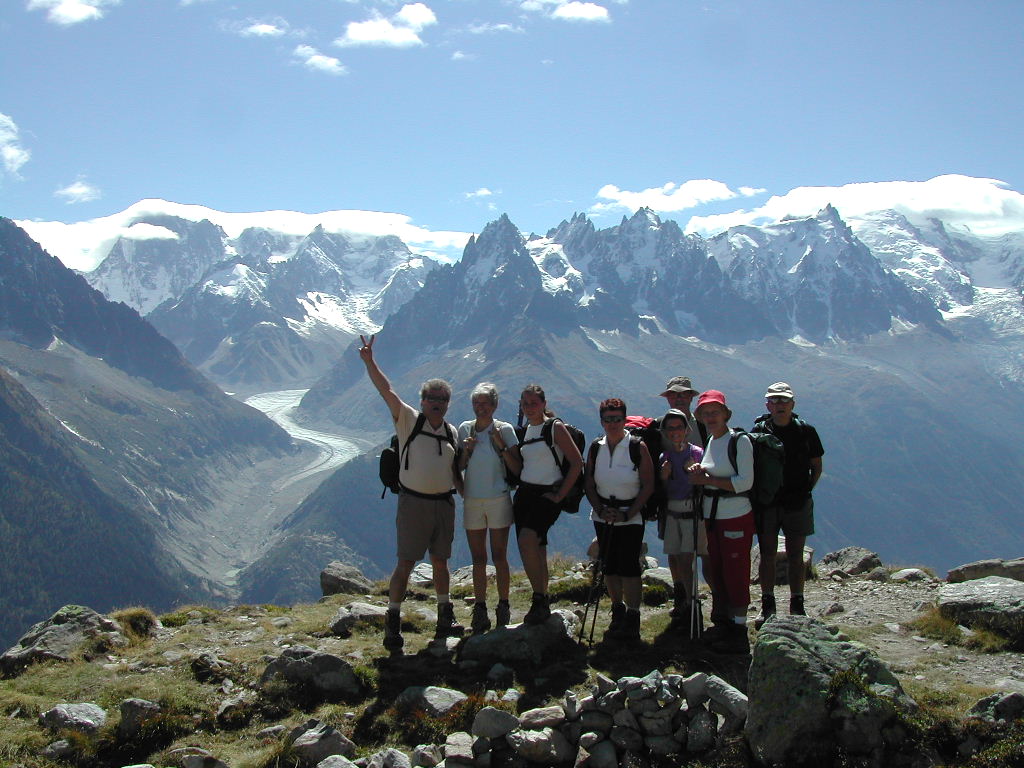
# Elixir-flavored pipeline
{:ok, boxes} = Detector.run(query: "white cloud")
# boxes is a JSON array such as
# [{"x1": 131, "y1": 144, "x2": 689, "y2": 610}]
[
  {"x1": 16, "y1": 199, "x2": 473, "y2": 271},
  {"x1": 684, "y1": 176, "x2": 1024, "y2": 237},
  {"x1": 293, "y1": 45, "x2": 348, "y2": 75},
  {"x1": 553, "y1": 2, "x2": 610, "y2": 22},
  {"x1": 241, "y1": 21, "x2": 287, "y2": 37},
  {"x1": 591, "y1": 179, "x2": 756, "y2": 216},
  {"x1": 395, "y1": 3, "x2": 437, "y2": 31},
  {"x1": 521, "y1": 0, "x2": 610, "y2": 22},
  {"x1": 465, "y1": 188, "x2": 493, "y2": 198},
  {"x1": 466, "y1": 22, "x2": 524, "y2": 34},
  {"x1": 451, "y1": 50, "x2": 475, "y2": 61},
  {"x1": 26, "y1": 0, "x2": 119, "y2": 25},
  {"x1": 55, "y1": 179, "x2": 102, "y2": 204},
  {"x1": 335, "y1": 3, "x2": 437, "y2": 47},
  {"x1": 0, "y1": 113, "x2": 31, "y2": 179}
]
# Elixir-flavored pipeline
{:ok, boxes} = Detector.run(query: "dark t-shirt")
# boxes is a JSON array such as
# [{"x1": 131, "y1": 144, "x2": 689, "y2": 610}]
[{"x1": 754, "y1": 416, "x2": 824, "y2": 506}]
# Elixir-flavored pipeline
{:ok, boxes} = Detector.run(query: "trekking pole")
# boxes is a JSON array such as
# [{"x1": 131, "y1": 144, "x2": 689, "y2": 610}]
[
  {"x1": 578, "y1": 523, "x2": 612, "y2": 645},
  {"x1": 690, "y1": 489, "x2": 704, "y2": 640}
]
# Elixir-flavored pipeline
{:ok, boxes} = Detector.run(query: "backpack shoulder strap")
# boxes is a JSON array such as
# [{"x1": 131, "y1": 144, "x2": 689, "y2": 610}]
[
  {"x1": 586, "y1": 438, "x2": 601, "y2": 476},
  {"x1": 627, "y1": 434, "x2": 643, "y2": 471},
  {"x1": 401, "y1": 412, "x2": 428, "y2": 470},
  {"x1": 542, "y1": 417, "x2": 562, "y2": 466}
]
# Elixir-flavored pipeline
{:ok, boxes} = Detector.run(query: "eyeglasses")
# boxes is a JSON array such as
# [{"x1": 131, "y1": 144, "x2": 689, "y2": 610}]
[
  {"x1": 663, "y1": 424, "x2": 688, "y2": 432},
  {"x1": 601, "y1": 414, "x2": 625, "y2": 424},
  {"x1": 767, "y1": 396, "x2": 792, "y2": 404},
  {"x1": 423, "y1": 395, "x2": 450, "y2": 404}
]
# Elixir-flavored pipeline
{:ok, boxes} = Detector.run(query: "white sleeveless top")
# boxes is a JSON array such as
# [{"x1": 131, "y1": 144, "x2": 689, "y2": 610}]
[{"x1": 519, "y1": 421, "x2": 564, "y2": 485}]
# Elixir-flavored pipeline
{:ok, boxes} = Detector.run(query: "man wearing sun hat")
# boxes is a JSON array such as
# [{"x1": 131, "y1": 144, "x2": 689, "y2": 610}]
[
  {"x1": 750, "y1": 382, "x2": 825, "y2": 628},
  {"x1": 659, "y1": 376, "x2": 707, "y2": 448}
]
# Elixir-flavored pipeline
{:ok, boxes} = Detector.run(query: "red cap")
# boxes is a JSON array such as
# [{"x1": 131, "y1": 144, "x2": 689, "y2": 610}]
[{"x1": 694, "y1": 389, "x2": 727, "y2": 413}]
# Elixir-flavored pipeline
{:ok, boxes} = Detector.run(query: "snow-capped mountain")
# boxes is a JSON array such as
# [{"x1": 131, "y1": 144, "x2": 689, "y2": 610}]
[
  {"x1": 78, "y1": 203, "x2": 442, "y2": 391},
  {"x1": 260, "y1": 205, "x2": 1024, "y2": 598}
]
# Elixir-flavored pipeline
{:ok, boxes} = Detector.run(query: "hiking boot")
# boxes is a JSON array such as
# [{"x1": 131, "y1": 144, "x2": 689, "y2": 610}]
[
  {"x1": 604, "y1": 602, "x2": 626, "y2": 640},
  {"x1": 495, "y1": 600, "x2": 511, "y2": 628},
  {"x1": 754, "y1": 594, "x2": 777, "y2": 630},
  {"x1": 701, "y1": 612, "x2": 732, "y2": 642},
  {"x1": 710, "y1": 623, "x2": 750, "y2": 655},
  {"x1": 383, "y1": 608, "x2": 404, "y2": 653},
  {"x1": 668, "y1": 584, "x2": 689, "y2": 620},
  {"x1": 470, "y1": 603, "x2": 491, "y2": 634},
  {"x1": 435, "y1": 602, "x2": 465, "y2": 638},
  {"x1": 621, "y1": 608, "x2": 641, "y2": 642},
  {"x1": 790, "y1": 595, "x2": 806, "y2": 616},
  {"x1": 524, "y1": 593, "x2": 551, "y2": 625}
]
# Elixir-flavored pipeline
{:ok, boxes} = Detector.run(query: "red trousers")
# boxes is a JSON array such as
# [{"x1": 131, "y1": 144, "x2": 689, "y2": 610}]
[{"x1": 705, "y1": 512, "x2": 755, "y2": 613}]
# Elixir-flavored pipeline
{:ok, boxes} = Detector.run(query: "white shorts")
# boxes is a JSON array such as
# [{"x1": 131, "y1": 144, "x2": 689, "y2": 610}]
[
  {"x1": 463, "y1": 494, "x2": 513, "y2": 531},
  {"x1": 663, "y1": 515, "x2": 709, "y2": 556}
]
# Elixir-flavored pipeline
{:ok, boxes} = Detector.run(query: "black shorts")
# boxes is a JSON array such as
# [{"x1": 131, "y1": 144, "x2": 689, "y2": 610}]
[
  {"x1": 593, "y1": 521, "x2": 644, "y2": 578},
  {"x1": 513, "y1": 483, "x2": 562, "y2": 546}
]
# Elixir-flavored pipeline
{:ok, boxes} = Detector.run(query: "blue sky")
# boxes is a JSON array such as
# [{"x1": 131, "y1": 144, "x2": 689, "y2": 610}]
[{"x1": 3, "y1": 0, "x2": 1024, "y2": 268}]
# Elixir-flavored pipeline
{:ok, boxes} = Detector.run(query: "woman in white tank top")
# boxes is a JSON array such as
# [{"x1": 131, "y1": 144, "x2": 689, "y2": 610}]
[
  {"x1": 507, "y1": 384, "x2": 583, "y2": 625},
  {"x1": 583, "y1": 397, "x2": 654, "y2": 642}
]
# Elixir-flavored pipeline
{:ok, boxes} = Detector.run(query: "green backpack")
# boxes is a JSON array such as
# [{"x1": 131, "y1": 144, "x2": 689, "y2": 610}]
[{"x1": 726, "y1": 427, "x2": 785, "y2": 508}]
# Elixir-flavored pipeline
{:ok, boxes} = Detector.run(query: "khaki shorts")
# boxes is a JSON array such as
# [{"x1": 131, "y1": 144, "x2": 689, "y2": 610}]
[
  {"x1": 663, "y1": 514, "x2": 709, "y2": 556},
  {"x1": 396, "y1": 492, "x2": 456, "y2": 562},
  {"x1": 463, "y1": 494, "x2": 513, "y2": 530}
]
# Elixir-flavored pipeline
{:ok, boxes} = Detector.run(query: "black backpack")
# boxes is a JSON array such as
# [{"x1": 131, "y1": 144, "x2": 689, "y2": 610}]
[
  {"x1": 378, "y1": 413, "x2": 458, "y2": 498},
  {"x1": 624, "y1": 417, "x2": 666, "y2": 521},
  {"x1": 517, "y1": 417, "x2": 586, "y2": 513}
]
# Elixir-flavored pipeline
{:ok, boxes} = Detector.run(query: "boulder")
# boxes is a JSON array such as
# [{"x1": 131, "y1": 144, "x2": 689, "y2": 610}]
[
  {"x1": 641, "y1": 567, "x2": 673, "y2": 590},
  {"x1": 118, "y1": 698, "x2": 162, "y2": 739},
  {"x1": 521, "y1": 705, "x2": 566, "y2": 729},
  {"x1": 410, "y1": 562, "x2": 433, "y2": 587},
  {"x1": 287, "y1": 719, "x2": 356, "y2": 763},
  {"x1": 890, "y1": 568, "x2": 935, "y2": 583},
  {"x1": 316, "y1": 757, "x2": 360, "y2": 768},
  {"x1": 367, "y1": 747, "x2": 413, "y2": 768},
  {"x1": 330, "y1": 602, "x2": 388, "y2": 637},
  {"x1": 750, "y1": 537, "x2": 814, "y2": 584},
  {"x1": 320, "y1": 562, "x2": 374, "y2": 597},
  {"x1": 820, "y1": 546, "x2": 882, "y2": 577},
  {"x1": 938, "y1": 576, "x2": 1024, "y2": 641},
  {"x1": 1, "y1": 605, "x2": 125, "y2": 677},
  {"x1": 459, "y1": 609, "x2": 580, "y2": 670},
  {"x1": 38, "y1": 703, "x2": 107, "y2": 734},
  {"x1": 471, "y1": 706, "x2": 521, "y2": 738},
  {"x1": 396, "y1": 685, "x2": 468, "y2": 717},
  {"x1": 506, "y1": 726, "x2": 574, "y2": 764},
  {"x1": 190, "y1": 652, "x2": 233, "y2": 682},
  {"x1": 948, "y1": 558, "x2": 1024, "y2": 584},
  {"x1": 450, "y1": 564, "x2": 494, "y2": 589},
  {"x1": 967, "y1": 692, "x2": 1024, "y2": 723},
  {"x1": 259, "y1": 646, "x2": 365, "y2": 701},
  {"x1": 745, "y1": 615, "x2": 916, "y2": 767}
]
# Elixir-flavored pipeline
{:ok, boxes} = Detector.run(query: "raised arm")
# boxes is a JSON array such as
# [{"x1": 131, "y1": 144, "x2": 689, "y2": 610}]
[{"x1": 358, "y1": 334, "x2": 402, "y2": 422}]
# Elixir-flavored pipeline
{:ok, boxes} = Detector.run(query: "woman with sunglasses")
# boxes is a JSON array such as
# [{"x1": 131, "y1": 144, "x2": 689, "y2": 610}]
[{"x1": 583, "y1": 398, "x2": 654, "y2": 641}]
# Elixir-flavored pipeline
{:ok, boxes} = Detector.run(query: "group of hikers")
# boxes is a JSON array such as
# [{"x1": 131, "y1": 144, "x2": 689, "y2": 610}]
[{"x1": 358, "y1": 334, "x2": 824, "y2": 655}]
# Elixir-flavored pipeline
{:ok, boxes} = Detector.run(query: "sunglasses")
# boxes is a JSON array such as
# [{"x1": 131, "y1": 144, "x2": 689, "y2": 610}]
[
  {"x1": 767, "y1": 396, "x2": 792, "y2": 404},
  {"x1": 601, "y1": 414, "x2": 625, "y2": 424},
  {"x1": 423, "y1": 395, "x2": 450, "y2": 404}
]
